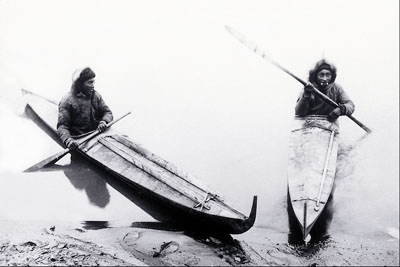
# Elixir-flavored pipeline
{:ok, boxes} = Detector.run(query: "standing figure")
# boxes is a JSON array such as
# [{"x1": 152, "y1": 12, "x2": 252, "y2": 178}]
[
  {"x1": 288, "y1": 59, "x2": 355, "y2": 245},
  {"x1": 295, "y1": 59, "x2": 355, "y2": 120}
]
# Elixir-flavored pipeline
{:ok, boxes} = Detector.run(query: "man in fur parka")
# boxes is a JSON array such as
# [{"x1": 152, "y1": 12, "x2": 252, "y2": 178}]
[
  {"x1": 288, "y1": 59, "x2": 356, "y2": 245},
  {"x1": 57, "y1": 67, "x2": 113, "y2": 150},
  {"x1": 295, "y1": 59, "x2": 355, "y2": 122}
]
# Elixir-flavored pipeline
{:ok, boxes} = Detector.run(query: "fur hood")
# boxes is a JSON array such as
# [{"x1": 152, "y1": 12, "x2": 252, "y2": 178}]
[
  {"x1": 308, "y1": 59, "x2": 337, "y2": 84},
  {"x1": 71, "y1": 67, "x2": 96, "y2": 95}
]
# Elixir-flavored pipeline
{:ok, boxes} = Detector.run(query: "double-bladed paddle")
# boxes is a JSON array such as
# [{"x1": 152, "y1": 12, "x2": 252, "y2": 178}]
[
  {"x1": 24, "y1": 111, "x2": 131, "y2": 172},
  {"x1": 225, "y1": 25, "x2": 372, "y2": 134}
]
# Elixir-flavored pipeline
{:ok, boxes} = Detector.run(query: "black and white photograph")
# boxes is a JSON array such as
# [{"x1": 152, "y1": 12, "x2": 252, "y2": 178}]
[{"x1": 0, "y1": 0, "x2": 398, "y2": 265}]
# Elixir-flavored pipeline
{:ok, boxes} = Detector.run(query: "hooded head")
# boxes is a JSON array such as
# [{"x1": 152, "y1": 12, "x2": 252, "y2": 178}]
[
  {"x1": 71, "y1": 67, "x2": 96, "y2": 95},
  {"x1": 308, "y1": 59, "x2": 337, "y2": 88}
]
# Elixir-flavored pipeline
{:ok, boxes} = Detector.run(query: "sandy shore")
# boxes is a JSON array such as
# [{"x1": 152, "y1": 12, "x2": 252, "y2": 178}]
[
  {"x1": 239, "y1": 227, "x2": 399, "y2": 266},
  {"x1": 1, "y1": 220, "x2": 398, "y2": 266},
  {"x1": 0, "y1": 220, "x2": 143, "y2": 266},
  {"x1": 0, "y1": 220, "x2": 267, "y2": 266}
]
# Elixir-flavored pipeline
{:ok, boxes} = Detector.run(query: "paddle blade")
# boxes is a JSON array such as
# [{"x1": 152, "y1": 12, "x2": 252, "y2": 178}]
[{"x1": 24, "y1": 148, "x2": 70, "y2": 172}]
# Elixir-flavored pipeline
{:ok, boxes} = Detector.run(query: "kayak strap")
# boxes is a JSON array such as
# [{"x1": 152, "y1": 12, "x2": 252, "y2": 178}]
[
  {"x1": 292, "y1": 197, "x2": 326, "y2": 204},
  {"x1": 194, "y1": 192, "x2": 215, "y2": 211}
]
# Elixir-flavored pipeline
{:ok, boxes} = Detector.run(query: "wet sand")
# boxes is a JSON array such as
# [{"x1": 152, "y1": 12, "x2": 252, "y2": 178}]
[
  {"x1": 239, "y1": 227, "x2": 399, "y2": 266},
  {"x1": 0, "y1": 220, "x2": 265, "y2": 266},
  {"x1": 1, "y1": 220, "x2": 398, "y2": 266}
]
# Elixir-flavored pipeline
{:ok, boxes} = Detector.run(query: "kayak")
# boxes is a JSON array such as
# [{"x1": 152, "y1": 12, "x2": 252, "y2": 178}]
[
  {"x1": 22, "y1": 89, "x2": 257, "y2": 234},
  {"x1": 287, "y1": 115, "x2": 339, "y2": 240}
]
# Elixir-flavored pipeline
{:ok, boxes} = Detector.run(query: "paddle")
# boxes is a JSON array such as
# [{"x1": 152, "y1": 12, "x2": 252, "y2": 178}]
[
  {"x1": 225, "y1": 25, "x2": 372, "y2": 134},
  {"x1": 24, "y1": 111, "x2": 132, "y2": 172}
]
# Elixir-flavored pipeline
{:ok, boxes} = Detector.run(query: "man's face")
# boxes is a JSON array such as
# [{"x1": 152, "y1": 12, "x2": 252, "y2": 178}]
[
  {"x1": 316, "y1": 69, "x2": 332, "y2": 88},
  {"x1": 82, "y1": 78, "x2": 95, "y2": 94}
]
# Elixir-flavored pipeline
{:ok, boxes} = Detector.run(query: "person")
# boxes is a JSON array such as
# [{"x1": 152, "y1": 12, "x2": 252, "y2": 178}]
[
  {"x1": 57, "y1": 67, "x2": 113, "y2": 150},
  {"x1": 288, "y1": 59, "x2": 354, "y2": 245},
  {"x1": 295, "y1": 59, "x2": 355, "y2": 121}
]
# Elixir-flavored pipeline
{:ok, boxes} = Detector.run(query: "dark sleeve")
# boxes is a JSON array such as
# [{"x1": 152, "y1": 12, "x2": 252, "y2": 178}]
[
  {"x1": 295, "y1": 89, "x2": 312, "y2": 116},
  {"x1": 57, "y1": 97, "x2": 72, "y2": 145},
  {"x1": 337, "y1": 85, "x2": 355, "y2": 115},
  {"x1": 96, "y1": 93, "x2": 113, "y2": 123}
]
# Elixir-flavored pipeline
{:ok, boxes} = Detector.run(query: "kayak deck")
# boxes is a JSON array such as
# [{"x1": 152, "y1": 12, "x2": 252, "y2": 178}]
[{"x1": 287, "y1": 115, "x2": 339, "y2": 239}]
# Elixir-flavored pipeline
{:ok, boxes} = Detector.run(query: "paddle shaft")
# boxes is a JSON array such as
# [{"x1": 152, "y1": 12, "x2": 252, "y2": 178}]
[
  {"x1": 24, "y1": 111, "x2": 131, "y2": 172},
  {"x1": 56, "y1": 111, "x2": 132, "y2": 157},
  {"x1": 75, "y1": 111, "x2": 132, "y2": 147},
  {"x1": 225, "y1": 26, "x2": 372, "y2": 134},
  {"x1": 314, "y1": 130, "x2": 335, "y2": 211}
]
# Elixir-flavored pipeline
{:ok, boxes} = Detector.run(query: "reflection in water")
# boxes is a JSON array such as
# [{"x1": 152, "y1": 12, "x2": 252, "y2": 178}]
[
  {"x1": 82, "y1": 221, "x2": 110, "y2": 230},
  {"x1": 63, "y1": 153, "x2": 110, "y2": 208},
  {"x1": 287, "y1": 189, "x2": 334, "y2": 246},
  {"x1": 288, "y1": 237, "x2": 332, "y2": 258},
  {"x1": 131, "y1": 221, "x2": 185, "y2": 232}
]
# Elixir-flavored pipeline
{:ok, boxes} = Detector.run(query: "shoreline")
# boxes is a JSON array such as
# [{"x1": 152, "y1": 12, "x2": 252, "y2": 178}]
[
  {"x1": 1, "y1": 220, "x2": 398, "y2": 266},
  {"x1": 0, "y1": 220, "x2": 268, "y2": 266}
]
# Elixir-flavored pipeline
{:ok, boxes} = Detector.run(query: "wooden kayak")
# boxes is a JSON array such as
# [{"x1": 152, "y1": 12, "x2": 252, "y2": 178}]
[
  {"x1": 287, "y1": 115, "x2": 339, "y2": 240},
  {"x1": 22, "y1": 89, "x2": 257, "y2": 234}
]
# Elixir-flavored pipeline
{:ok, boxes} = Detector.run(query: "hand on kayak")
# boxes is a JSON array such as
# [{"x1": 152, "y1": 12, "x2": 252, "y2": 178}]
[
  {"x1": 66, "y1": 138, "x2": 79, "y2": 150},
  {"x1": 97, "y1": 121, "x2": 108, "y2": 132}
]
